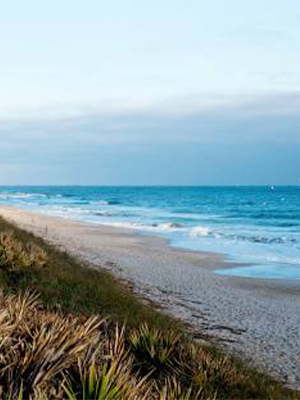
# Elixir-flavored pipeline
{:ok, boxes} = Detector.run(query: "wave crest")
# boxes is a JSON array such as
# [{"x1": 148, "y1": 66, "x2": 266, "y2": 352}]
[{"x1": 190, "y1": 226, "x2": 211, "y2": 237}]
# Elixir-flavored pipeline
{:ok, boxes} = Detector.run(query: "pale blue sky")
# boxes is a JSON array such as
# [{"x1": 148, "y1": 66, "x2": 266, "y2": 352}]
[{"x1": 0, "y1": 0, "x2": 300, "y2": 185}]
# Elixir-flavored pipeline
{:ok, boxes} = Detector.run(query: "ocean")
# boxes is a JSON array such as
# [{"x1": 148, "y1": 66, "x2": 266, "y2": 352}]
[{"x1": 0, "y1": 185, "x2": 299, "y2": 280}]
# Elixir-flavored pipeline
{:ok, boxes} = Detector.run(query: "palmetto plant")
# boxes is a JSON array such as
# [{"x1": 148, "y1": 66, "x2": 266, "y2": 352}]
[
  {"x1": 130, "y1": 324, "x2": 182, "y2": 378},
  {"x1": 0, "y1": 290, "x2": 104, "y2": 399},
  {"x1": 159, "y1": 377, "x2": 207, "y2": 400},
  {"x1": 63, "y1": 324, "x2": 150, "y2": 400},
  {"x1": 63, "y1": 359, "x2": 148, "y2": 400}
]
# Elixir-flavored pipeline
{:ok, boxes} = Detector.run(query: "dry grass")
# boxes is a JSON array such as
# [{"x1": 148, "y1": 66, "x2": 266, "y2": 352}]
[
  {"x1": 0, "y1": 290, "x2": 205, "y2": 399},
  {"x1": 0, "y1": 290, "x2": 292, "y2": 399},
  {"x1": 0, "y1": 221, "x2": 296, "y2": 399},
  {"x1": 0, "y1": 290, "x2": 102, "y2": 398},
  {"x1": 0, "y1": 230, "x2": 47, "y2": 271}
]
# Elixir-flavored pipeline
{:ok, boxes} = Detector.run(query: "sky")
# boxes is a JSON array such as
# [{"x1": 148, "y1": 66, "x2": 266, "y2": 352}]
[{"x1": 0, "y1": 0, "x2": 300, "y2": 185}]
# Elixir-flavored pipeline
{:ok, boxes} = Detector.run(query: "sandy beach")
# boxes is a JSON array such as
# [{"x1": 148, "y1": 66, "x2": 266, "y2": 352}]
[{"x1": 0, "y1": 205, "x2": 299, "y2": 388}]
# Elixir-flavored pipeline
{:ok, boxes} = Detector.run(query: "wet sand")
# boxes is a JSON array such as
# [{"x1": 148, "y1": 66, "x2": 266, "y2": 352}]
[{"x1": 0, "y1": 205, "x2": 300, "y2": 388}]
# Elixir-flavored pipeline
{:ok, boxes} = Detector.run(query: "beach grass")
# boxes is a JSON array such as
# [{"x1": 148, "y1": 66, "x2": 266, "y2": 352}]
[{"x1": 0, "y1": 216, "x2": 297, "y2": 399}]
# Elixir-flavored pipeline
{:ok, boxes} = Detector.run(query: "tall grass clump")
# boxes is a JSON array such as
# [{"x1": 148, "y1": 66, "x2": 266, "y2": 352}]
[{"x1": 0, "y1": 230, "x2": 47, "y2": 270}]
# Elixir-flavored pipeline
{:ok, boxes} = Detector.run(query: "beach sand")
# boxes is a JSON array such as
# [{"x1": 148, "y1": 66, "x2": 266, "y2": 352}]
[{"x1": 0, "y1": 205, "x2": 299, "y2": 388}]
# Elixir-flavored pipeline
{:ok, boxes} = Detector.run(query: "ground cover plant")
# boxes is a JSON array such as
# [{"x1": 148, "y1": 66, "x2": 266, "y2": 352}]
[{"x1": 0, "y1": 217, "x2": 296, "y2": 399}]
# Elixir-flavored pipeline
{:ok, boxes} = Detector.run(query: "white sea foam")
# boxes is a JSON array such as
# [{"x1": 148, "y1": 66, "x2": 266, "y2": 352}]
[
  {"x1": 153, "y1": 222, "x2": 183, "y2": 231},
  {"x1": 100, "y1": 221, "x2": 146, "y2": 230},
  {"x1": 0, "y1": 193, "x2": 47, "y2": 199},
  {"x1": 90, "y1": 200, "x2": 109, "y2": 206},
  {"x1": 99, "y1": 221, "x2": 184, "y2": 233},
  {"x1": 190, "y1": 226, "x2": 211, "y2": 237}
]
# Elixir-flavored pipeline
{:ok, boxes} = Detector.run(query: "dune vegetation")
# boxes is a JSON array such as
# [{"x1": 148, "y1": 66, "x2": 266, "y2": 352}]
[{"x1": 0, "y1": 217, "x2": 296, "y2": 399}]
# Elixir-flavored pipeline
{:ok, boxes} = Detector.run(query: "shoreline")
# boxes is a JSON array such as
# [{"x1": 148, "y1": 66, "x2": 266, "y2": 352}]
[{"x1": 0, "y1": 205, "x2": 300, "y2": 388}]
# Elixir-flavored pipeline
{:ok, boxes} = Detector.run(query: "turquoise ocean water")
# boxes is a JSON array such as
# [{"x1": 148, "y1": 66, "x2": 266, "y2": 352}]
[{"x1": 0, "y1": 186, "x2": 299, "y2": 280}]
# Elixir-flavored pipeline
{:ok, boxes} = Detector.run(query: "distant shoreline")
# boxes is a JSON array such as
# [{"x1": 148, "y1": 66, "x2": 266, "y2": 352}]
[{"x1": 0, "y1": 205, "x2": 300, "y2": 388}]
